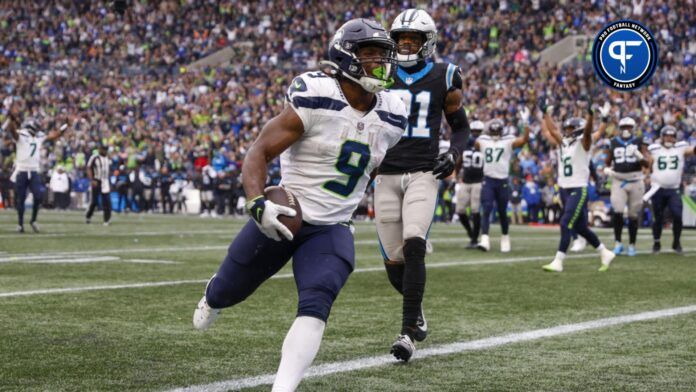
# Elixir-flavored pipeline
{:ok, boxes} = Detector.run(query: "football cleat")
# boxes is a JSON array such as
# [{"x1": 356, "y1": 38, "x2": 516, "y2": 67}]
[
  {"x1": 103, "y1": 220, "x2": 111, "y2": 227},
  {"x1": 30, "y1": 221, "x2": 39, "y2": 233},
  {"x1": 413, "y1": 308, "x2": 428, "y2": 342},
  {"x1": 16, "y1": 225, "x2": 24, "y2": 233},
  {"x1": 466, "y1": 240, "x2": 478, "y2": 249},
  {"x1": 627, "y1": 245, "x2": 636, "y2": 257},
  {"x1": 85, "y1": 217, "x2": 91, "y2": 224},
  {"x1": 425, "y1": 239, "x2": 433, "y2": 254},
  {"x1": 672, "y1": 242, "x2": 683, "y2": 254},
  {"x1": 390, "y1": 334, "x2": 415, "y2": 362},
  {"x1": 542, "y1": 258, "x2": 563, "y2": 272},
  {"x1": 598, "y1": 248, "x2": 616, "y2": 272},
  {"x1": 570, "y1": 237, "x2": 586, "y2": 252},
  {"x1": 477, "y1": 234, "x2": 490, "y2": 252},
  {"x1": 612, "y1": 243, "x2": 624, "y2": 255},
  {"x1": 193, "y1": 296, "x2": 221, "y2": 331},
  {"x1": 500, "y1": 234, "x2": 511, "y2": 253},
  {"x1": 652, "y1": 241, "x2": 661, "y2": 254}
]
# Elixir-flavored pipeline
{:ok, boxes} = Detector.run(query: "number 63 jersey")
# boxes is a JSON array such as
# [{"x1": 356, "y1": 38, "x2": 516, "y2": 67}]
[
  {"x1": 282, "y1": 71, "x2": 408, "y2": 225},
  {"x1": 648, "y1": 141, "x2": 690, "y2": 189}
]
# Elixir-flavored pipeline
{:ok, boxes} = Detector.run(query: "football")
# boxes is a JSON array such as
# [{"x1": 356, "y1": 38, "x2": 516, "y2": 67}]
[{"x1": 264, "y1": 185, "x2": 303, "y2": 236}]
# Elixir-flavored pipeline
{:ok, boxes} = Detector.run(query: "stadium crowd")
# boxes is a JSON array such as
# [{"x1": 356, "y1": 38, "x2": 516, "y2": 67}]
[{"x1": 0, "y1": 0, "x2": 694, "y2": 221}]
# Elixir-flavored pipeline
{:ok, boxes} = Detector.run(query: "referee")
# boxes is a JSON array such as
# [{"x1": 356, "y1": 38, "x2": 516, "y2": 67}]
[{"x1": 86, "y1": 143, "x2": 112, "y2": 225}]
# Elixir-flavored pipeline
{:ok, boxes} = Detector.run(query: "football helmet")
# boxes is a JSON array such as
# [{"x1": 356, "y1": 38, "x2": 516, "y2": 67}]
[
  {"x1": 660, "y1": 125, "x2": 677, "y2": 147},
  {"x1": 562, "y1": 117, "x2": 586, "y2": 139},
  {"x1": 322, "y1": 18, "x2": 397, "y2": 93},
  {"x1": 618, "y1": 117, "x2": 636, "y2": 139},
  {"x1": 390, "y1": 9, "x2": 437, "y2": 64},
  {"x1": 21, "y1": 118, "x2": 41, "y2": 136},
  {"x1": 470, "y1": 120, "x2": 485, "y2": 136},
  {"x1": 487, "y1": 119, "x2": 504, "y2": 140}
]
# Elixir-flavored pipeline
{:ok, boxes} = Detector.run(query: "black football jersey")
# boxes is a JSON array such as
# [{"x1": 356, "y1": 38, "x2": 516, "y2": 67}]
[
  {"x1": 610, "y1": 137, "x2": 642, "y2": 173},
  {"x1": 378, "y1": 62, "x2": 461, "y2": 174},
  {"x1": 461, "y1": 137, "x2": 484, "y2": 183}
]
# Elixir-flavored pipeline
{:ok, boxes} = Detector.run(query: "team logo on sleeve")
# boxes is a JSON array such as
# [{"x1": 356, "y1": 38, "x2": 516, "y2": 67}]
[{"x1": 592, "y1": 20, "x2": 658, "y2": 91}]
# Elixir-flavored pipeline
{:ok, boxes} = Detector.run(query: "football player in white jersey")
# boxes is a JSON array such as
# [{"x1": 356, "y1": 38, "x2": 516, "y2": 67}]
[
  {"x1": 538, "y1": 98, "x2": 615, "y2": 272},
  {"x1": 474, "y1": 110, "x2": 530, "y2": 252},
  {"x1": 645, "y1": 125, "x2": 695, "y2": 254},
  {"x1": 192, "y1": 19, "x2": 407, "y2": 391},
  {"x1": 2, "y1": 98, "x2": 68, "y2": 233}
]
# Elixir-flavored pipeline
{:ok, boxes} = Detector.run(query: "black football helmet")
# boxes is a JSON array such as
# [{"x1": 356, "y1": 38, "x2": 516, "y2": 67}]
[
  {"x1": 562, "y1": 117, "x2": 586, "y2": 138},
  {"x1": 487, "y1": 119, "x2": 504, "y2": 139}
]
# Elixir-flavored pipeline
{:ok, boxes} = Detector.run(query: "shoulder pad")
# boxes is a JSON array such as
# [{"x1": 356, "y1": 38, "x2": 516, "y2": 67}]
[
  {"x1": 648, "y1": 143, "x2": 661, "y2": 151},
  {"x1": 675, "y1": 141, "x2": 688, "y2": 148}
]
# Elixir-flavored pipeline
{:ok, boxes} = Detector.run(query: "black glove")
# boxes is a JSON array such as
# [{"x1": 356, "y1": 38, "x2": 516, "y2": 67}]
[{"x1": 433, "y1": 149, "x2": 458, "y2": 180}]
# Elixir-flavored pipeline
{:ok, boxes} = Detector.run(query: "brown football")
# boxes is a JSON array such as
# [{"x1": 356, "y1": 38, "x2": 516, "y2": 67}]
[{"x1": 264, "y1": 185, "x2": 303, "y2": 236}]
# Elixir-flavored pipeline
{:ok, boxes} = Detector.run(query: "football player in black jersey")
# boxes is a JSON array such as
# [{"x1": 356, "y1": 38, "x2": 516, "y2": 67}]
[
  {"x1": 603, "y1": 114, "x2": 649, "y2": 256},
  {"x1": 456, "y1": 120, "x2": 485, "y2": 248},
  {"x1": 374, "y1": 8, "x2": 470, "y2": 362}
]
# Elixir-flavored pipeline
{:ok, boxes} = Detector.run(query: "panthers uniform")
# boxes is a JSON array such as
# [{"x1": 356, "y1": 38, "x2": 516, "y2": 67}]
[
  {"x1": 12, "y1": 126, "x2": 46, "y2": 229},
  {"x1": 375, "y1": 62, "x2": 461, "y2": 261},
  {"x1": 477, "y1": 133, "x2": 515, "y2": 237},
  {"x1": 647, "y1": 141, "x2": 692, "y2": 250},
  {"x1": 608, "y1": 136, "x2": 645, "y2": 252},
  {"x1": 456, "y1": 136, "x2": 484, "y2": 243}
]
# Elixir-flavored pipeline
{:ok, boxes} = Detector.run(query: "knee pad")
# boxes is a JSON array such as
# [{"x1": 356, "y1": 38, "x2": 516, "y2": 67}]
[{"x1": 297, "y1": 286, "x2": 336, "y2": 322}]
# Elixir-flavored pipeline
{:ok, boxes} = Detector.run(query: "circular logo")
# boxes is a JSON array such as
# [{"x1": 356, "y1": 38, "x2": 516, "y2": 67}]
[{"x1": 592, "y1": 20, "x2": 658, "y2": 91}]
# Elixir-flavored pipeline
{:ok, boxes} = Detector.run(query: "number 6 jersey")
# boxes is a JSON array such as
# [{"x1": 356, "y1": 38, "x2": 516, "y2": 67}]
[
  {"x1": 282, "y1": 71, "x2": 407, "y2": 225},
  {"x1": 648, "y1": 141, "x2": 690, "y2": 189}
]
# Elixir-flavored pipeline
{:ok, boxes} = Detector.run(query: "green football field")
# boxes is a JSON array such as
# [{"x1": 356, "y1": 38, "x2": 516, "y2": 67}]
[{"x1": 1, "y1": 210, "x2": 695, "y2": 391}]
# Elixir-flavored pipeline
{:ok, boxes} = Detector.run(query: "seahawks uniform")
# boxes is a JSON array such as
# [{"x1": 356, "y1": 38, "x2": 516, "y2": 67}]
[
  {"x1": 647, "y1": 141, "x2": 692, "y2": 247},
  {"x1": 477, "y1": 133, "x2": 515, "y2": 236},
  {"x1": 375, "y1": 62, "x2": 460, "y2": 262},
  {"x1": 555, "y1": 136, "x2": 602, "y2": 252},
  {"x1": 608, "y1": 136, "x2": 645, "y2": 217},
  {"x1": 205, "y1": 71, "x2": 407, "y2": 322},
  {"x1": 12, "y1": 126, "x2": 46, "y2": 228}
]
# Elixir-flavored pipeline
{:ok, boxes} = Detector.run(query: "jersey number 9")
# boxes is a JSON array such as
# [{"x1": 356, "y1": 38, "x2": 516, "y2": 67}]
[{"x1": 323, "y1": 140, "x2": 371, "y2": 198}]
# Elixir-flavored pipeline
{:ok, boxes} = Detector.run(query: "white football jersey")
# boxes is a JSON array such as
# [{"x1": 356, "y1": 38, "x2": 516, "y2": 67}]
[
  {"x1": 15, "y1": 128, "x2": 46, "y2": 171},
  {"x1": 648, "y1": 141, "x2": 691, "y2": 189},
  {"x1": 477, "y1": 134, "x2": 515, "y2": 179},
  {"x1": 281, "y1": 71, "x2": 407, "y2": 225},
  {"x1": 557, "y1": 136, "x2": 591, "y2": 188}
]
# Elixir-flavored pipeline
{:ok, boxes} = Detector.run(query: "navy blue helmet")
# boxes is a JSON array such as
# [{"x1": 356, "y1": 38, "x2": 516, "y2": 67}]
[
  {"x1": 21, "y1": 118, "x2": 42, "y2": 136},
  {"x1": 322, "y1": 18, "x2": 397, "y2": 93},
  {"x1": 487, "y1": 119, "x2": 504, "y2": 139},
  {"x1": 562, "y1": 117, "x2": 586, "y2": 138}
]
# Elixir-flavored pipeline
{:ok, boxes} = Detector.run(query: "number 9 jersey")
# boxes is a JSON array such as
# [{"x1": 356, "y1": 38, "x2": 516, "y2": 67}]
[
  {"x1": 282, "y1": 71, "x2": 408, "y2": 225},
  {"x1": 648, "y1": 141, "x2": 690, "y2": 189}
]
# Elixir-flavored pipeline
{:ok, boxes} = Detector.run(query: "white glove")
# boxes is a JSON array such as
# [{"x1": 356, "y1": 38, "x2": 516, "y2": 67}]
[
  {"x1": 3, "y1": 96, "x2": 13, "y2": 110},
  {"x1": 603, "y1": 166, "x2": 615, "y2": 177},
  {"x1": 247, "y1": 197, "x2": 297, "y2": 241},
  {"x1": 598, "y1": 102, "x2": 611, "y2": 119},
  {"x1": 626, "y1": 144, "x2": 644, "y2": 160},
  {"x1": 518, "y1": 106, "x2": 530, "y2": 125}
]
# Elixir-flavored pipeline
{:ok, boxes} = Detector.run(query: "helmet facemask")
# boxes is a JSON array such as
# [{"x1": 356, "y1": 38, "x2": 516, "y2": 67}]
[
  {"x1": 348, "y1": 42, "x2": 397, "y2": 93},
  {"x1": 620, "y1": 126, "x2": 634, "y2": 139}
]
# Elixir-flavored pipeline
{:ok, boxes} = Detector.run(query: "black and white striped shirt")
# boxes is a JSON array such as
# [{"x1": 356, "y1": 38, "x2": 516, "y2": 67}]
[{"x1": 87, "y1": 154, "x2": 110, "y2": 182}]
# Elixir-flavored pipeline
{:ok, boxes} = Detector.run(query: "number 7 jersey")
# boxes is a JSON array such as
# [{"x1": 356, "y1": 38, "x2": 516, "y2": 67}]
[
  {"x1": 648, "y1": 141, "x2": 690, "y2": 189},
  {"x1": 282, "y1": 71, "x2": 408, "y2": 225},
  {"x1": 14, "y1": 128, "x2": 46, "y2": 171}
]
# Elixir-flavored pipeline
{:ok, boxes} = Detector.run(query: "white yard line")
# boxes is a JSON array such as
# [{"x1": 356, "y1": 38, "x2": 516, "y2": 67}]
[
  {"x1": 167, "y1": 304, "x2": 696, "y2": 392},
  {"x1": 0, "y1": 256, "x2": 120, "y2": 264},
  {"x1": 0, "y1": 249, "x2": 691, "y2": 299}
]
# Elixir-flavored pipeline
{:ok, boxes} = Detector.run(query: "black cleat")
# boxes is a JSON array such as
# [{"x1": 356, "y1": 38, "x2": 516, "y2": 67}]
[
  {"x1": 413, "y1": 309, "x2": 428, "y2": 342},
  {"x1": 672, "y1": 243, "x2": 683, "y2": 254},
  {"x1": 30, "y1": 221, "x2": 39, "y2": 233},
  {"x1": 466, "y1": 240, "x2": 478, "y2": 249},
  {"x1": 652, "y1": 241, "x2": 661, "y2": 254},
  {"x1": 17, "y1": 225, "x2": 24, "y2": 233},
  {"x1": 85, "y1": 217, "x2": 91, "y2": 224},
  {"x1": 390, "y1": 334, "x2": 415, "y2": 362}
]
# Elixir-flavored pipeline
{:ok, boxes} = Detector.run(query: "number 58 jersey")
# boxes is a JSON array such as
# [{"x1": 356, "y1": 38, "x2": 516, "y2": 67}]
[{"x1": 281, "y1": 72, "x2": 408, "y2": 225}]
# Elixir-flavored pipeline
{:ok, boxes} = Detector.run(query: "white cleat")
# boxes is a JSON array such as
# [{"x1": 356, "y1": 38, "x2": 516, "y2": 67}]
[
  {"x1": 570, "y1": 237, "x2": 587, "y2": 252},
  {"x1": 477, "y1": 234, "x2": 490, "y2": 252},
  {"x1": 425, "y1": 239, "x2": 434, "y2": 254},
  {"x1": 390, "y1": 334, "x2": 416, "y2": 362},
  {"x1": 500, "y1": 234, "x2": 511, "y2": 253},
  {"x1": 193, "y1": 296, "x2": 221, "y2": 331},
  {"x1": 542, "y1": 258, "x2": 564, "y2": 272},
  {"x1": 599, "y1": 248, "x2": 616, "y2": 272}
]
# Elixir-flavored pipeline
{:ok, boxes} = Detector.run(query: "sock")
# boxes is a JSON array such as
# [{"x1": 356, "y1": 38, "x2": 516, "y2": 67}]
[
  {"x1": 612, "y1": 212, "x2": 624, "y2": 243},
  {"x1": 555, "y1": 251, "x2": 566, "y2": 261},
  {"x1": 31, "y1": 203, "x2": 39, "y2": 223},
  {"x1": 673, "y1": 217, "x2": 682, "y2": 247},
  {"x1": 628, "y1": 218, "x2": 638, "y2": 245},
  {"x1": 402, "y1": 237, "x2": 426, "y2": 338},
  {"x1": 596, "y1": 243, "x2": 606, "y2": 252},
  {"x1": 384, "y1": 261, "x2": 404, "y2": 294},
  {"x1": 458, "y1": 213, "x2": 473, "y2": 240},
  {"x1": 272, "y1": 316, "x2": 326, "y2": 392},
  {"x1": 472, "y1": 212, "x2": 481, "y2": 240}
]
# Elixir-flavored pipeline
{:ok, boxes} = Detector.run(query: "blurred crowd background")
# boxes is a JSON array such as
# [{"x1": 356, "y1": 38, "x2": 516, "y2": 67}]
[{"x1": 0, "y1": 0, "x2": 694, "y2": 223}]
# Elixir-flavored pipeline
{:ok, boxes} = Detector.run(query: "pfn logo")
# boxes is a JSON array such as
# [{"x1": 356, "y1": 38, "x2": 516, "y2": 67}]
[{"x1": 593, "y1": 20, "x2": 658, "y2": 91}]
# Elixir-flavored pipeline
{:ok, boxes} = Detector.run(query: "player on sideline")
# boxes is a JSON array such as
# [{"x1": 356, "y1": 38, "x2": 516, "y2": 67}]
[
  {"x1": 374, "y1": 8, "x2": 470, "y2": 362},
  {"x1": 192, "y1": 19, "x2": 407, "y2": 391},
  {"x1": 604, "y1": 114, "x2": 649, "y2": 256},
  {"x1": 457, "y1": 120, "x2": 485, "y2": 248},
  {"x1": 645, "y1": 125, "x2": 695, "y2": 254},
  {"x1": 538, "y1": 98, "x2": 615, "y2": 272},
  {"x1": 475, "y1": 109, "x2": 530, "y2": 252},
  {"x1": 2, "y1": 98, "x2": 68, "y2": 233}
]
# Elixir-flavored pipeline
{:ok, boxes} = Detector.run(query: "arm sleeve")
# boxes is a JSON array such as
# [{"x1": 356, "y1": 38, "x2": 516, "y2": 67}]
[
  {"x1": 445, "y1": 108, "x2": 470, "y2": 159},
  {"x1": 446, "y1": 64, "x2": 463, "y2": 91}
]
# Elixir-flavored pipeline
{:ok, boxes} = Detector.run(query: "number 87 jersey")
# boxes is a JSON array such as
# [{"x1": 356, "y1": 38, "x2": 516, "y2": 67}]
[{"x1": 281, "y1": 71, "x2": 408, "y2": 225}]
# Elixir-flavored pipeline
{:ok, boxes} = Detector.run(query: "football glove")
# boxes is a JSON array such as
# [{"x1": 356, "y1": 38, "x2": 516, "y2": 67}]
[
  {"x1": 433, "y1": 149, "x2": 458, "y2": 180},
  {"x1": 598, "y1": 102, "x2": 611, "y2": 121},
  {"x1": 245, "y1": 195, "x2": 296, "y2": 241},
  {"x1": 537, "y1": 96, "x2": 553, "y2": 115},
  {"x1": 518, "y1": 106, "x2": 531, "y2": 125},
  {"x1": 626, "y1": 144, "x2": 644, "y2": 160}
]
